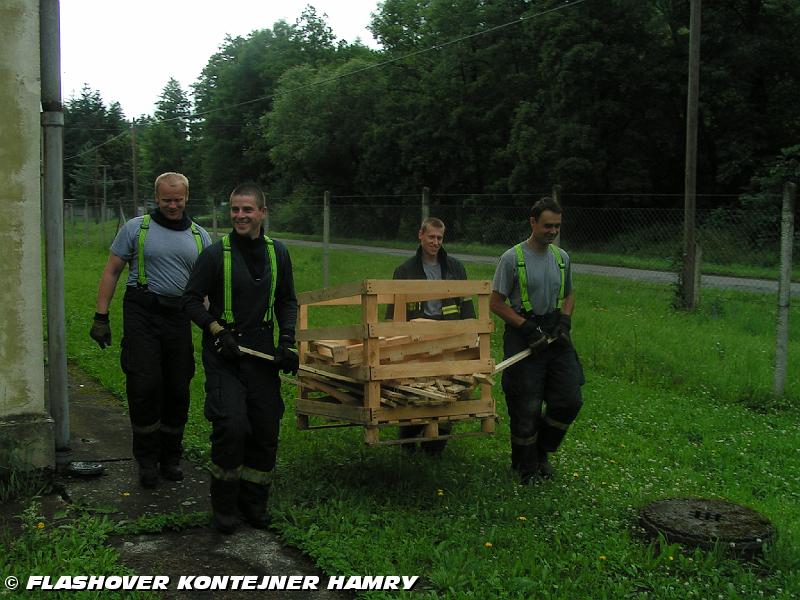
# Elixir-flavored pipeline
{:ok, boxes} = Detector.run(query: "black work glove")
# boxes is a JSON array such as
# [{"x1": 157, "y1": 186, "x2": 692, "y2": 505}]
[
  {"x1": 89, "y1": 312, "x2": 112, "y2": 349},
  {"x1": 214, "y1": 329, "x2": 243, "y2": 361},
  {"x1": 275, "y1": 335, "x2": 299, "y2": 375},
  {"x1": 551, "y1": 314, "x2": 572, "y2": 348},
  {"x1": 519, "y1": 319, "x2": 548, "y2": 353}
]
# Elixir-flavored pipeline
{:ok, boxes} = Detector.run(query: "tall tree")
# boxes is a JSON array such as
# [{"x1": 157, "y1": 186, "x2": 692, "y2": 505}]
[
  {"x1": 64, "y1": 86, "x2": 130, "y2": 208},
  {"x1": 139, "y1": 78, "x2": 193, "y2": 181}
]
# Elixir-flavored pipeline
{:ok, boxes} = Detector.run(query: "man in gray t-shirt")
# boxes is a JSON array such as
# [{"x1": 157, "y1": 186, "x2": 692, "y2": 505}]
[
  {"x1": 89, "y1": 172, "x2": 211, "y2": 489},
  {"x1": 490, "y1": 197, "x2": 583, "y2": 485}
]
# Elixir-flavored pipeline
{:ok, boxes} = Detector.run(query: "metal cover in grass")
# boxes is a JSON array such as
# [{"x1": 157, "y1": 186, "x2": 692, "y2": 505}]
[
  {"x1": 65, "y1": 461, "x2": 105, "y2": 477},
  {"x1": 639, "y1": 497, "x2": 776, "y2": 554}
]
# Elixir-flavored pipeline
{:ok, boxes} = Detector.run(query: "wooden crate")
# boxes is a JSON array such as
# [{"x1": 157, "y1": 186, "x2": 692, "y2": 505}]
[{"x1": 295, "y1": 279, "x2": 496, "y2": 445}]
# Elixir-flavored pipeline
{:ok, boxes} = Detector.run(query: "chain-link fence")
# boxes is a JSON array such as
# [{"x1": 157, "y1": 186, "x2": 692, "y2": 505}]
[
  {"x1": 66, "y1": 189, "x2": 798, "y2": 280},
  {"x1": 62, "y1": 186, "x2": 798, "y2": 402}
]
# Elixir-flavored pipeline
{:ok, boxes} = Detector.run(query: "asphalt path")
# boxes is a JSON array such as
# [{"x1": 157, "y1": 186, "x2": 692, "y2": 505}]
[{"x1": 277, "y1": 238, "x2": 800, "y2": 297}]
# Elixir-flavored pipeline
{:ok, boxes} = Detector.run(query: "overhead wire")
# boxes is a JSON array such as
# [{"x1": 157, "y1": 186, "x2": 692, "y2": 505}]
[{"x1": 64, "y1": 0, "x2": 590, "y2": 161}]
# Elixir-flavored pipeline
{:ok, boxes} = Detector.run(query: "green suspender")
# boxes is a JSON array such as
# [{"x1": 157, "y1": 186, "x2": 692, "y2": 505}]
[
  {"x1": 442, "y1": 303, "x2": 459, "y2": 317},
  {"x1": 514, "y1": 243, "x2": 566, "y2": 312},
  {"x1": 221, "y1": 234, "x2": 277, "y2": 326},
  {"x1": 137, "y1": 215, "x2": 151, "y2": 286},
  {"x1": 137, "y1": 215, "x2": 204, "y2": 287},
  {"x1": 190, "y1": 222, "x2": 203, "y2": 254}
]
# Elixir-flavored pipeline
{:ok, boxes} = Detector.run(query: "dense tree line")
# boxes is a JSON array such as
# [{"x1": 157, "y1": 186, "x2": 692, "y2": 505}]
[{"x1": 64, "y1": 0, "x2": 800, "y2": 233}]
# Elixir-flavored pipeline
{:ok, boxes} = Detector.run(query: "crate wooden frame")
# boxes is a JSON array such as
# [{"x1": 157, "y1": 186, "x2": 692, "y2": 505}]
[{"x1": 296, "y1": 279, "x2": 496, "y2": 445}]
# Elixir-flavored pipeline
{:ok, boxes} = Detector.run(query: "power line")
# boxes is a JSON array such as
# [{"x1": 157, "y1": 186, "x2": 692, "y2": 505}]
[{"x1": 64, "y1": 0, "x2": 591, "y2": 160}]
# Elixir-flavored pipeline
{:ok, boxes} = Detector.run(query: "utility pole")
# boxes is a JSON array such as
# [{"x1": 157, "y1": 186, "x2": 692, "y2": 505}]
[
  {"x1": 773, "y1": 182, "x2": 796, "y2": 397},
  {"x1": 131, "y1": 121, "x2": 139, "y2": 216},
  {"x1": 680, "y1": 0, "x2": 702, "y2": 310}
]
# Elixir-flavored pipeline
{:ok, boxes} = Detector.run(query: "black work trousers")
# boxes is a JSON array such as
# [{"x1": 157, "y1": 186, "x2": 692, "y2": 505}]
[
  {"x1": 202, "y1": 344, "x2": 284, "y2": 477},
  {"x1": 120, "y1": 286, "x2": 195, "y2": 467},
  {"x1": 501, "y1": 320, "x2": 583, "y2": 476}
]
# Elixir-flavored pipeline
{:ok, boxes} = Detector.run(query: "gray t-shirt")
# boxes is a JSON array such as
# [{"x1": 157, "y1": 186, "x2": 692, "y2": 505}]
[
  {"x1": 110, "y1": 216, "x2": 212, "y2": 297},
  {"x1": 492, "y1": 243, "x2": 573, "y2": 315},
  {"x1": 421, "y1": 261, "x2": 443, "y2": 317}
]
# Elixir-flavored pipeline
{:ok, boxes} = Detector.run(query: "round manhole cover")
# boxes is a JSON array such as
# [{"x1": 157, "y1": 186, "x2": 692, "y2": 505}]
[
  {"x1": 66, "y1": 461, "x2": 105, "y2": 477},
  {"x1": 640, "y1": 497, "x2": 776, "y2": 553}
]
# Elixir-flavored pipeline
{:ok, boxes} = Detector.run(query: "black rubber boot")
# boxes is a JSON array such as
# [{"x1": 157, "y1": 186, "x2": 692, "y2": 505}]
[
  {"x1": 133, "y1": 430, "x2": 161, "y2": 487},
  {"x1": 511, "y1": 443, "x2": 523, "y2": 472},
  {"x1": 159, "y1": 430, "x2": 184, "y2": 481},
  {"x1": 518, "y1": 444, "x2": 540, "y2": 485},
  {"x1": 537, "y1": 446, "x2": 554, "y2": 479},
  {"x1": 421, "y1": 422, "x2": 451, "y2": 456},
  {"x1": 210, "y1": 478, "x2": 240, "y2": 534},
  {"x1": 399, "y1": 425, "x2": 420, "y2": 454},
  {"x1": 138, "y1": 463, "x2": 159, "y2": 489},
  {"x1": 238, "y1": 480, "x2": 272, "y2": 530}
]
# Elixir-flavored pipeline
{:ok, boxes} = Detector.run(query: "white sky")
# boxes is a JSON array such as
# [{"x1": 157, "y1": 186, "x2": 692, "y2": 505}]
[{"x1": 60, "y1": 0, "x2": 381, "y2": 120}]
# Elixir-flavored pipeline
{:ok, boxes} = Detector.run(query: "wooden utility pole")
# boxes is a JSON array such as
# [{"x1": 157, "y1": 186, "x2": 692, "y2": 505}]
[
  {"x1": 680, "y1": 0, "x2": 702, "y2": 310},
  {"x1": 421, "y1": 187, "x2": 430, "y2": 224},
  {"x1": 131, "y1": 121, "x2": 139, "y2": 216},
  {"x1": 323, "y1": 191, "x2": 331, "y2": 288}
]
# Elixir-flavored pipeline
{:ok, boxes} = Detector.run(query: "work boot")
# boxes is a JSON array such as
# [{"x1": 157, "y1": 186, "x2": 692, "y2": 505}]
[
  {"x1": 210, "y1": 478, "x2": 240, "y2": 535},
  {"x1": 238, "y1": 480, "x2": 272, "y2": 530},
  {"x1": 132, "y1": 429, "x2": 161, "y2": 486},
  {"x1": 159, "y1": 428, "x2": 184, "y2": 481},
  {"x1": 538, "y1": 450, "x2": 554, "y2": 479},
  {"x1": 511, "y1": 444, "x2": 523, "y2": 472},
  {"x1": 160, "y1": 462, "x2": 184, "y2": 482},
  {"x1": 422, "y1": 422, "x2": 450, "y2": 456},
  {"x1": 517, "y1": 443, "x2": 539, "y2": 485},
  {"x1": 138, "y1": 464, "x2": 159, "y2": 489}
]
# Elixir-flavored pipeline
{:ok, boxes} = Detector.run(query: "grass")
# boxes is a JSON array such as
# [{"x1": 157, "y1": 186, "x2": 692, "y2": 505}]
[
  {"x1": 0, "y1": 502, "x2": 155, "y2": 600},
  {"x1": 14, "y1": 229, "x2": 800, "y2": 598}
]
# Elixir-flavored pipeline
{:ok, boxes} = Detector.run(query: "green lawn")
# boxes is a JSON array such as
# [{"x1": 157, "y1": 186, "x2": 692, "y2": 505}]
[{"x1": 41, "y1": 238, "x2": 800, "y2": 597}]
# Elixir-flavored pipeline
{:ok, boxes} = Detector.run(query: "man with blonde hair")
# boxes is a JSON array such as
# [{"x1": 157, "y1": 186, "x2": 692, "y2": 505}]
[{"x1": 90, "y1": 172, "x2": 212, "y2": 488}]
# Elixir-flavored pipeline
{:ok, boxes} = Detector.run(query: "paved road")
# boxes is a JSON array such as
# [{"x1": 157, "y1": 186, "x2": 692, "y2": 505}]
[{"x1": 277, "y1": 237, "x2": 800, "y2": 297}]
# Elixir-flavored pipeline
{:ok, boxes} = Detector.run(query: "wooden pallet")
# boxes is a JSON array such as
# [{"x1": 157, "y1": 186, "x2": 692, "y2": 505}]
[{"x1": 295, "y1": 279, "x2": 496, "y2": 445}]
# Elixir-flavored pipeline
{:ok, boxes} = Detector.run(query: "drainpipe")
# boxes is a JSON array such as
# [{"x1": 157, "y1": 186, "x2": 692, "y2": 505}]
[{"x1": 40, "y1": 0, "x2": 70, "y2": 452}]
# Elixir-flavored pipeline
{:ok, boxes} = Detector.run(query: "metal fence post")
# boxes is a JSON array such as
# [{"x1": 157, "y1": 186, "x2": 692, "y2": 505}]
[
  {"x1": 552, "y1": 184, "x2": 562, "y2": 246},
  {"x1": 774, "y1": 181, "x2": 796, "y2": 397},
  {"x1": 211, "y1": 198, "x2": 218, "y2": 239},
  {"x1": 323, "y1": 190, "x2": 330, "y2": 288},
  {"x1": 421, "y1": 187, "x2": 430, "y2": 224}
]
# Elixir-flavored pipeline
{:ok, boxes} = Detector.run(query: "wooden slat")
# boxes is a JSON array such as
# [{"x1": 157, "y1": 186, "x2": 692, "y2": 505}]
[
  {"x1": 296, "y1": 397, "x2": 370, "y2": 422},
  {"x1": 297, "y1": 280, "x2": 366, "y2": 305},
  {"x1": 370, "y1": 358, "x2": 493, "y2": 381},
  {"x1": 372, "y1": 398, "x2": 495, "y2": 421},
  {"x1": 362, "y1": 279, "x2": 491, "y2": 296},
  {"x1": 296, "y1": 324, "x2": 365, "y2": 342},
  {"x1": 301, "y1": 377, "x2": 361, "y2": 406},
  {"x1": 379, "y1": 332, "x2": 478, "y2": 364},
  {"x1": 368, "y1": 319, "x2": 493, "y2": 339}
]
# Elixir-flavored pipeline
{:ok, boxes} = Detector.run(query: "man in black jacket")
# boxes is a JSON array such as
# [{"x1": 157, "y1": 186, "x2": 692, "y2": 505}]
[
  {"x1": 386, "y1": 217, "x2": 475, "y2": 454},
  {"x1": 182, "y1": 183, "x2": 298, "y2": 534}
]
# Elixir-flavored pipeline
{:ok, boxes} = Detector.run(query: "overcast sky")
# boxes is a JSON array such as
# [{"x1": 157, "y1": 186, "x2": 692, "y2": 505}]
[{"x1": 60, "y1": 0, "x2": 381, "y2": 120}]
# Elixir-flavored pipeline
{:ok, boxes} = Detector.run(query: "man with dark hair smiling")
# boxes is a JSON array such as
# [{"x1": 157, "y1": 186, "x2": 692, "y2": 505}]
[
  {"x1": 182, "y1": 183, "x2": 298, "y2": 534},
  {"x1": 90, "y1": 172, "x2": 212, "y2": 489},
  {"x1": 490, "y1": 197, "x2": 584, "y2": 485}
]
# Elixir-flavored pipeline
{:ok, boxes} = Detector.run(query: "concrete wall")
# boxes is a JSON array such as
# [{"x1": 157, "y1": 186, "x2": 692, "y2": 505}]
[{"x1": 0, "y1": 0, "x2": 54, "y2": 470}]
